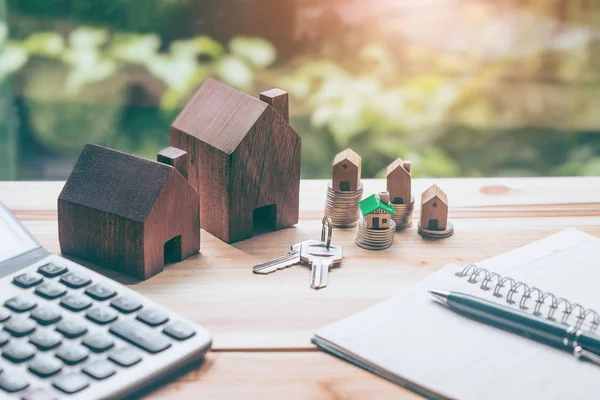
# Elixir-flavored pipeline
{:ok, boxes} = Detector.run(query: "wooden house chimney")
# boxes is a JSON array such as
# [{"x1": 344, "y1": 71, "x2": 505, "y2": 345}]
[
  {"x1": 260, "y1": 88, "x2": 289, "y2": 122},
  {"x1": 157, "y1": 147, "x2": 188, "y2": 179}
]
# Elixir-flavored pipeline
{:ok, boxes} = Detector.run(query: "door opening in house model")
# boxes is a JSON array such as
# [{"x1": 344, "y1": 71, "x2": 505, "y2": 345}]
[
  {"x1": 253, "y1": 204, "x2": 277, "y2": 235},
  {"x1": 164, "y1": 235, "x2": 183, "y2": 264}
]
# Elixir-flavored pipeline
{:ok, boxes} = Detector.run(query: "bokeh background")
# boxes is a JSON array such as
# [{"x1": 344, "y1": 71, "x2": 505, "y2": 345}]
[{"x1": 1, "y1": 0, "x2": 600, "y2": 180}]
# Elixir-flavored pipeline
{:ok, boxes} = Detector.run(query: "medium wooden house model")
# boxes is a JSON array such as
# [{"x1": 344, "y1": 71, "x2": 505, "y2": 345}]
[
  {"x1": 170, "y1": 79, "x2": 301, "y2": 243},
  {"x1": 332, "y1": 149, "x2": 362, "y2": 192},
  {"x1": 359, "y1": 191, "x2": 396, "y2": 230},
  {"x1": 386, "y1": 158, "x2": 411, "y2": 204},
  {"x1": 58, "y1": 144, "x2": 200, "y2": 280},
  {"x1": 420, "y1": 184, "x2": 448, "y2": 230}
]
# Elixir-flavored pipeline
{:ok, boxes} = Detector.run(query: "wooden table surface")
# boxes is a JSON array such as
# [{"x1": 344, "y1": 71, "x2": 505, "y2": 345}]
[{"x1": 2, "y1": 177, "x2": 600, "y2": 399}]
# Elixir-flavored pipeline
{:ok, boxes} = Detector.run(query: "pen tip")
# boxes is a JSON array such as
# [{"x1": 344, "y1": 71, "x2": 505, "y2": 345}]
[{"x1": 429, "y1": 289, "x2": 450, "y2": 304}]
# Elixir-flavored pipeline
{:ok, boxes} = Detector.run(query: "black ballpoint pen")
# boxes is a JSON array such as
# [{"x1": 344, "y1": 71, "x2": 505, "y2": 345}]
[{"x1": 430, "y1": 289, "x2": 600, "y2": 366}]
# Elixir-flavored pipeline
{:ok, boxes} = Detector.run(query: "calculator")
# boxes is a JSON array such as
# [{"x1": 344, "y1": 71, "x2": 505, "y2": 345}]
[{"x1": 0, "y1": 201, "x2": 212, "y2": 399}]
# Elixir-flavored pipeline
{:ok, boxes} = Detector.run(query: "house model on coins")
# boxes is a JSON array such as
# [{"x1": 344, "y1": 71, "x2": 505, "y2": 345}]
[
  {"x1": 171, "y1": 79, "x2": 301, "y2": 243},
  {"x1": 332, "y1": 149, "x2": 362, "y2": 192},
  {"x1": 420, "y1": 184, "x2": 448, "y2": 230},
  {"x1": 359, "y1": 191, "x2": 396, "y2": 229},
  {"x1": 58, "y1": 144, "x2": 200, "y2": 280},
  {"x1": 386, "y1": 158, "x2": 411, "y2": 204}
]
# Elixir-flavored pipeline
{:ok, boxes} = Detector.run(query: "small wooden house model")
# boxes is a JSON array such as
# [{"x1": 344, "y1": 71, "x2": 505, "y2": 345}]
[
  {"x1": 171, "y1": 79, "x2": 301, "y2": 243},
  {"x1": 58, "y1": 144, "x2": 200, "y2": 280},
  {"x1": 359, "y1": 191, "x2": 396, "y2": 230},
  {"x1": 420, "y1": 184, "x2": 448, "y2": 230},
  {"x1": 332, "y1": 149, "x2": 362, "y2": 192},
  {"x1": 386, "y1": 158, "x2": 411, "y2": 204}
]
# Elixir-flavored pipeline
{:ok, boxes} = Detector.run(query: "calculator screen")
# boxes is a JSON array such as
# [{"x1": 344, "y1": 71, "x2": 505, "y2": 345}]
[{"x1": 0, "y1": 206, "x2": 39, "y2": 263}]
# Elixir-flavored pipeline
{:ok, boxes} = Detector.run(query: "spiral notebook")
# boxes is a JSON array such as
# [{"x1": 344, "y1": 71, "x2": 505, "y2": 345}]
[{"x1": 313, "y1": 229, "x2": 600, "y2": 400}]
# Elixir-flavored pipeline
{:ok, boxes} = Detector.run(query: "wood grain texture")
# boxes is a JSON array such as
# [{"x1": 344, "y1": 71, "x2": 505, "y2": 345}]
[
  {"x1": 420, "y1": 184, "x2": 448, "y2": 230},
  {"x1": 387, "y1": 158, "x2": 411, "y2": 204},
  {"x1": 332, "y1": 149, "x2": 361, "y2": 192},
  {"x1": 171, "y1": 79, "x2": 301, "y2": 243},
  {"x1": 3, "y1": 178, "x2": 600, "y2": 399},
  {"x1": 58, "y1": 144, "x2": 200, "y2": 280}
]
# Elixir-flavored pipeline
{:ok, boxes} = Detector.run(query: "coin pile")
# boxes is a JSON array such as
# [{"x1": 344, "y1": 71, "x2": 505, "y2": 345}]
[
  {"x1": 355, "y1": 219, "x2": 396, "y2": 250},
  {"x1": 418, "y1": 221, "x2": 454, "y2": 239},
  {"x1": 324, "y1": 182, "x2": 363, "y2": 227},
  {"x1": 391, "y1": 196, "x2": 414, "y2": 230}
]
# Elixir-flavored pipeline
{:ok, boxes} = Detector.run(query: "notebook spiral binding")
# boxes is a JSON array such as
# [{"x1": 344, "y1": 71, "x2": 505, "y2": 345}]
[{"x1": 456, "y1": 263, "x2": 600, "y2": 333}]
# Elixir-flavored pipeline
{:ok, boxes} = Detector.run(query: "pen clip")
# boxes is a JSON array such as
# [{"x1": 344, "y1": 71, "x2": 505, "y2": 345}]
[{"x1": 574, "y1": 346, "x2": 600, "y2": 366}]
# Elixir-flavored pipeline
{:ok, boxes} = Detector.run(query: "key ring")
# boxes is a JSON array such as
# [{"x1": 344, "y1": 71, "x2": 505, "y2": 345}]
[{"x1": 321, "y1": 216, "x2": 333, "y2": 249}]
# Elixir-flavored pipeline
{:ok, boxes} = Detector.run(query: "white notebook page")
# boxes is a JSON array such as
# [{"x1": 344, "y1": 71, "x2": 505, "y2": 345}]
[{"x1": 315, "y1": 229, "x2": 600, "y2": 400}]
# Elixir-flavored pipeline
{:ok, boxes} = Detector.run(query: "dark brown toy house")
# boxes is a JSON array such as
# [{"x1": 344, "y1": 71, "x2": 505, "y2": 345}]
[
  {"x1": 170, "y1": 79, "x2": 301, "y2": 243},
  {"x1": 58, "y1": 144, "x2": 200, "y2": 280}
]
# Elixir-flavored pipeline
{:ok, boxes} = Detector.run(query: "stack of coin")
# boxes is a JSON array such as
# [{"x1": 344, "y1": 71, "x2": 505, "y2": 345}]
[
  {"x1": 391, "y1": 196, "x2": 414, "y2": 230},
  {"x1": 324, "y1": 182, "x2": 363, "y2": 227},
  {"x1": 418, "y1": 221, "x2": 454, "y2": 239},
  {"x1": 355, "y1": 219, "x2": 396, "y2": 250}
]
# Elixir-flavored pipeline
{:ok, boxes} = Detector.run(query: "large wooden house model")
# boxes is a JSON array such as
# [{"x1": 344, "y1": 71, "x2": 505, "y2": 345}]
[
  {"x1": 170, "y1": 79, "x2": 301, "y2": 243},
  {"x1": 58, "y1": 144, "x2": 200, "y2": 280}
]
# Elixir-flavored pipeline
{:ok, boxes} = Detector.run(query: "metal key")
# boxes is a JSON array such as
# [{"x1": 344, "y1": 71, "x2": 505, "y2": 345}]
[
  {"x1": 301, "y1": 241, "x2": 343, "y2": 289},
  {"x1": 252, "y1": 240, "x2": 317, "y2": 274}
]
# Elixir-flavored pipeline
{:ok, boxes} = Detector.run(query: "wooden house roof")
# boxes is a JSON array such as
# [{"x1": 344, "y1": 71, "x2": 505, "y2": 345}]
[
  {"x1": 421, "y1": 184, "x2": 448, "y2": 205},
  {"x1": 59, "y1": 144, "x2": 173, "y2": 222},
  {"x1": 359, "y1": 194, "x2": 396, "y2": 216},
  {"x1": 333, "y1": 148, "x2": 361, "y2": 167},
  {"x1": 387, "y1": 158, "x2": 410, "y2": 176},
  {"x1": 171, "y1": 79, "x2": 270, "y2": 154}
]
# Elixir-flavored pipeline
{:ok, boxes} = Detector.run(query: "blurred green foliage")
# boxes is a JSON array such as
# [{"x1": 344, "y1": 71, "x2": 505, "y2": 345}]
[{"x1": 2, "y1": 1, "x2": 600, "y2": 179}]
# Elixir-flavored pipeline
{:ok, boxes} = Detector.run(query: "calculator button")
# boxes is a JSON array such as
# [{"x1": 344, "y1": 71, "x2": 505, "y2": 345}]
[
  {"x1": 20, "y1": 387, "x2": 58, "y2": 400},
  {"x1": 163, "y1": 321, "x2": 196, "y2": 340},
  {"x1": 86, "y1": 306, "x2": 117, "y2": 325},
  {"x1": 82, "y1": 332, "x2": 114, "y2": 353},
  {"x1": 83, "y1": 360, "x2": 116, "y2": 380},
  {"x1": 0, "y1": 331, "x2": 10, "y2": 346},
  {"x1": 85, "y1": 283, "x2": 116, "y2": 301},
  {"x1": 35, "y1": 282, "x2": 67, "y2": 300},
  {"x1": 4, "y1": 317, "x2": 36, "y2": 337},
  {"x1": 29, "y1": 330, "x2": 62, "y2": 351},
  {"x1": 29, "y1": 355, "x2": 62, "y2": 378},
  {"x1": 111, "y1": 296, "x2": 142, "y2": 313},
  {"x1": 109, "y1": 346, "x2": 141, "y2": 367},
  {"x1": 60, "y1": 294, "x2": 92, "y2": 312},
  {"x1": 0, "y1": 308, "x2": 10, "y2": 323},
  {"x1": 56, "y1": 344, "x2": 89, "y2": 365},
  {"x1": 30, "y1": 306, "x2": 61, "y2": 325},
  {"x1": 137, "y1": 308, "x2": 169, "y2": 327},
  {"x1": 110, "y1": 319, "x2": 171, "y2": 353},
  {"x1": 38, "y1": 263, "x2": 68, "y2": 278},
  {"x1": 56, "y1": 319, "x2": 88, "y2": 339},
  {"x1": 5, "y1": 296, "x2": 36, "y2": 313},
  {"x1": 59, "y1": 272, "x2": 91, "y2": 289},
  {"x1": 0, "y1": 372, "x2": 29, "y2": 392},
  {"x1": 13, "y1": 273, "x2": 43, "y2": 289},
  {"x1": 52, "y1": 373, "x2": 89, "y2": 394},
  {"x1": 3, "y1": 342, "x2": 35, "y2": 363}
]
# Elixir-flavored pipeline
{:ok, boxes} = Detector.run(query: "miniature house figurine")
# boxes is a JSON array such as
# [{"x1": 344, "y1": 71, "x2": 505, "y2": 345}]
[
  {"x1": 332, "y1": 149, "x2": 362, "y2": 192},
  {"x1": 420, "y1": 184, "x2": 448, "y2": 230},
  {"x1": 359, "y1": 191, "x2": 396, "y2": 229},
  {"x1": 58, "y1": 144, "x2": 200, "y2": 280},
  {"x1": 387, "y1": 158, "x2": 411, "y2": 204},
  {"x1": 171, "y1": 79, "x2": 301, "y2": 243}
]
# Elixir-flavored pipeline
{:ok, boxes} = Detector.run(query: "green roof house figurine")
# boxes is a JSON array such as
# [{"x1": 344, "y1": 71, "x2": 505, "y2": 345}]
[
  {"x1": 359, "y1": 191, "x2": 396, "y2": 230},
  {"x1": 356, "y1": 191, "x2": 397, "y2": 250}
]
